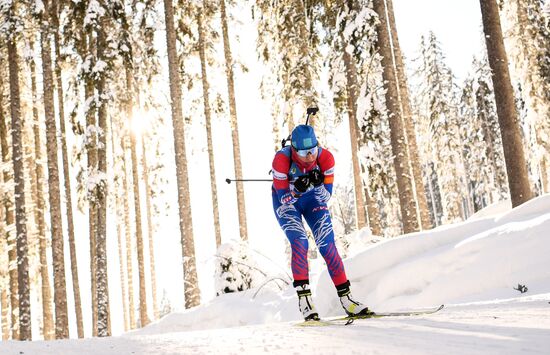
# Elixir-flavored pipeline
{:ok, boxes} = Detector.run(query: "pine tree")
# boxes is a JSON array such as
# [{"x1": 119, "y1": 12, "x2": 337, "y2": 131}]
[
  {"x1": 119, "y1": 4, "x2": 150, "y2": 326},
  {"x1": 415, "y1": 33, "x2": 466, "y2": 223},
  {"x1": 372, "y1": 0, "x2": 419, "y2": 234},
  {"x1": 337, "y1": 1, "x2": 369, "y2": 231},
  {"x1": 0, "y1": 73, "x2": 11, "y2": 340},
  {"x1": 6, "y1": 1, "x2": 32, "y2": 339},
  {"x1": 39, "y1": 0, "x2": 70, "y2": 338},
  {"x1": 503, "y1": 0, "x2": 550, "y2": 193},
  {"x1": 51, "y1": 0, "x2": 84, "y2": 338},
  {"x1": 385, "y1": 0, "x2": 432, "y2": 230},
  {"x1": 24, "y1": 34, "x2": 55, "y2": 340},
  {"x1": 197, "y1": 2, "x2": 223, "y2": 248},
  {"x1": 121, "y1": 138, "x2": 136, "y2": 329},
  {"x1": 0, "y1": 49, "x2": 18, "y2": 340},
  {"x1": 0, "y1": 35, "x2": 19, "y2": 340},
  {"x1": 479, "y1": 0, "x2": 533, "y2": 207},
  {"x1": 255, "y1": 0, "x2": 322, "y2": 136},
  {"x1": 134, "y1": 0, "x2": 161, "y2": 321},
  {"x1": 163, "y1": 0, "x2": 201, "y2": 308},
  {"x1": 472, "y1": 58, "x2": 509, "y2": 200},
  {"x1": 460, "y1": 74, "x2": 492, "y2": 212},
  {"x1": 141, "y1": 133, "x2": 158, "y2": 319},
  {"x1": 322, "y1": 0, "x2": 384, "y2": 234},
  {"x1": 220, "y1": 0, "x2": 248, "y2": 242}
]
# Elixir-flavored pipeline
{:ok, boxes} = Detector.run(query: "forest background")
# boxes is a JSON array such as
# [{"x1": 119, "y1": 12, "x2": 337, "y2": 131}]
[{"x1": 0, "y1": 0, "x2": 548, "y2": 341}]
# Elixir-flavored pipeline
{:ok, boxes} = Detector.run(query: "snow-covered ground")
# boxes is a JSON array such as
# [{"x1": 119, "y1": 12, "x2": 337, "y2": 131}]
[{"x1": 2, "y1": 194, "x2": 549, "y2": 354}]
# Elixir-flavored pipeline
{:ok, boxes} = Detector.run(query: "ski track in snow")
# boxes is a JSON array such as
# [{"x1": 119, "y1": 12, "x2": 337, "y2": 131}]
[{"x1": 1, "y1": 299, "x2": 549, "y2": 355}]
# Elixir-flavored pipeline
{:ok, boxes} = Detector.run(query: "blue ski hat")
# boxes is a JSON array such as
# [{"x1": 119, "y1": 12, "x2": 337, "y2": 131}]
[{"x1": 291, "y1": 125, "x2": 318, "y2": 150}]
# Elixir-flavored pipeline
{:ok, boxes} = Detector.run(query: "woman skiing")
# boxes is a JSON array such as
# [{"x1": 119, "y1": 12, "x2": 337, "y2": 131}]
[{"x1": 271, "y1": 124, "x2": 371, "y2": 321}]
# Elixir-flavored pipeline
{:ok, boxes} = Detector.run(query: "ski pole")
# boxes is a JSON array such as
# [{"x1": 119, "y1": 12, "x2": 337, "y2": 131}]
[{"x1": 225, "y1": 178, "x2": 272, "y2": 184}]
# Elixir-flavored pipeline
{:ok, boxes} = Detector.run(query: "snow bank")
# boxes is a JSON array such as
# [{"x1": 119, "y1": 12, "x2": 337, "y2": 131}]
[
  {"x1": 468, "y1": 199, "x2": 512, "y2": 220},
  {"x1": 136, "y1": 193, "x2": 550, "y2": 334}
]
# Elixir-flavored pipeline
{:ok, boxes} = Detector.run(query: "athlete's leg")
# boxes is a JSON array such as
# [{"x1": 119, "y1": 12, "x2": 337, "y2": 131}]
[
  {"x1": 301, "y1": 196, "x2": 347, "y2": 286},
  {"x1": 272, "y1": 192, "x2": 309, "y2": 283}
]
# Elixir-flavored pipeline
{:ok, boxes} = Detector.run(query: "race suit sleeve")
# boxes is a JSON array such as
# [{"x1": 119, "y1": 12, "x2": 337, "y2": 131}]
[
  {"x1": 272, "y1": 151, "x2": 293, "y2": 203},
  {"x1": 317, "y1": 148, "x2": 335, "y2": 195}
]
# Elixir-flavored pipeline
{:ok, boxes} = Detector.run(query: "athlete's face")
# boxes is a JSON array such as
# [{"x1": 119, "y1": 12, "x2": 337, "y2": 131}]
[{"x1": 295, "y1": 146, "x2": 318, "y2": 164}]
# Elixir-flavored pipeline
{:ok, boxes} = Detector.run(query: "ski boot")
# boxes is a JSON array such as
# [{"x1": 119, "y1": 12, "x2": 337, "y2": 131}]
[
  {"x1": 336, "y1": 281, "x2": 373, "y2": 316},
  {"x1": 294, "y1": 280, "x2": 320, "y2": 321}
]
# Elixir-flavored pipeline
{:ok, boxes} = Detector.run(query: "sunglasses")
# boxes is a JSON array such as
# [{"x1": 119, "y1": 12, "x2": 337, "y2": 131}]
[{"x1": 296, "y1": 146, "x2": 318, "y2": 157}]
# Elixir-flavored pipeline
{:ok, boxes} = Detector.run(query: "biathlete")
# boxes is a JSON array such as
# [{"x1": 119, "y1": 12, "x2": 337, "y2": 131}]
[{"x1": 271, "y1": 124, "x2": 371, "y2": 321}]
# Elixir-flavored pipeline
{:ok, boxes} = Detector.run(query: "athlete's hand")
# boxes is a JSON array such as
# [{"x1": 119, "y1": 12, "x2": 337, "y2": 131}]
[
  {"x1": 294, "y1": 175, "x2": 311, "y2": 193},
  {"x1": 309, "y1": 169, "x2": 324, "y2": 187}
]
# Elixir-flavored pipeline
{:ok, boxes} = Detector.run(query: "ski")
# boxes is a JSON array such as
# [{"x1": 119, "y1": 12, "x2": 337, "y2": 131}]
[
  {"x1": 295, "y1": 304, "x2": 444, "y2": 327},
  {"x1": 334, "y1": 304, "x2": 445, "y2": 325}
]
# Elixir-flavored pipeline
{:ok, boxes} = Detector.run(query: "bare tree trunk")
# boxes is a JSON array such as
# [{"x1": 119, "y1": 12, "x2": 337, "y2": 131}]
[
  {"x1": 0, "y1": 222, "x2": 8, "y2": 340},
  {"x1": 0, "y1": 90, "x2": 10, "y2": 340},
  {"x1": 109, "y1": 116, "x2": 130, "y2": 331},
  {"x1": 342, "y1": 47, "x2": 368, "y2": 231},
  {"x1": 373, "y1": 0, "x2": 420, "y2": 234},
  {"x1": 95, "y1": 27, "x2": 110, "y2": 337},
  {"x1": 8, "y1": 29, "x2": 32, "y2": 341},
  {"x1": 28, "y1": 37, "x2": 55, "y2": 340},
  {"x1": 0, "y1": 84, "x2": 18, "y2": 340},
  {"x1": 197, "y1": 10, "x2": 223, "y2": 248},
  {"x1": 125, "y1": 67, "x2": 149, "y2": 327},
  {"x1": 141, "y1": 135, "x2": 158, "y2": 319},
  {"x1": 40, "y1": 0, "x2": 69, "y2": 338},
  {"x1": 122, "y1": 140, "x2": 136, "y2": 329},
  {"x1": 51, "y1": 0, "x2": 84, "y2": 338},
  {"x1": 385, "y1": 0, "x2": 432, "y2": 230},
  {"x1": 220, "y1": 0, "x2": 248, "y2": 242},
  {"x1": 84, "y1": 34, "x2": 99, "y2": 337},
  {"x1": 117, "y1": 225, "x2": 129, "y2": 330},
  {"x1": 479, "y1": 0, "x2": 533, "y2": 207},
  {"x1": 163, "y1": 0, "x2": 200, "y2": 308}
]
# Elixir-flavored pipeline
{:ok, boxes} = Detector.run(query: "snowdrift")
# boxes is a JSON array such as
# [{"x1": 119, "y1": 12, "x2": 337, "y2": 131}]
[{"x1": 136, "y1": 194, "x2": 550, "y2": 335}]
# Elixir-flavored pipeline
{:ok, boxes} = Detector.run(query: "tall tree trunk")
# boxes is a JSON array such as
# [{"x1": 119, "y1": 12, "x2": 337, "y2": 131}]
[
  {"x1": 109, "y1": 120, "x2": 130, "y2": 331},
  {"x1": 51, "y1": 0, "x2": 84, "y2": 338},
  {"x1": 373, "y1": 0, "x2": 419, "y2": 234},
  {"x1": 141, "y1": 134, "x2": 158, "y2": 319},
  {"x1": 197, "y1": 10, "x2": 223, "y2": 248},
  {"x1": 28, "y1": 37, "x2": 55, "y2": 340},
  {"x1": 0, "y1": 90, "x2": 10, "y2": 340},
  {"x1": 122, "y1": 139, "x2": 136, "y2": 329},
  {"x1": 479, "y1": 0, "x2": 533, "y2": 207},
  {"x1": 342, "y1": 46, "x2": 368, "y2": 231},
  {"x1": 163, "y1": 0, "x2": 200, "y2": 308},
  {"x1": 95, "y1": 27, "x2": 110, "y2": 337},
  {"x1": 117, "y1": 224, "x2": 129, "y2": 330},
  {"x1": 125, "y1": 67, "x2": 149, "y2": 327},
  {"x1": 84, "y1": 32, "x2": 99, "y2": 337},
  {"x1": 8, "y1": 29, "x2": 32, "y2": 341},
  {"x1": 385, "y1": 0, "x2": 432, "y2": 230},
  {"x1": 220, "y1": 0, "x2": 248, "y2": 242},
  {"x1": 0, "y1": 83, "x2": 18, "y2": 340},
  {"x1": 0, "y1": 219, "x2": 7, "y2": 340},
  {"x1": 40, "y1": 0, "x2": 69, "y2": 338}
]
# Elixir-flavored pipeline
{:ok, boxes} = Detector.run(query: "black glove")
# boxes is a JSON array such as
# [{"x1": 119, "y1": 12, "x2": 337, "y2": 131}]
[
  {"x1": 309, "y1": 169, "x2": 324, "y2": 187},
  {"x1": 294, "y1": 175, "x2": 311, "y2": 193}
]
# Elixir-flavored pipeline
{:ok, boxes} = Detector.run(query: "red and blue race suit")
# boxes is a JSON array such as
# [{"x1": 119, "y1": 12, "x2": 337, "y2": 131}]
[{"x1": 271, "y1": 145, "x2": 347, "y2": 286}]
